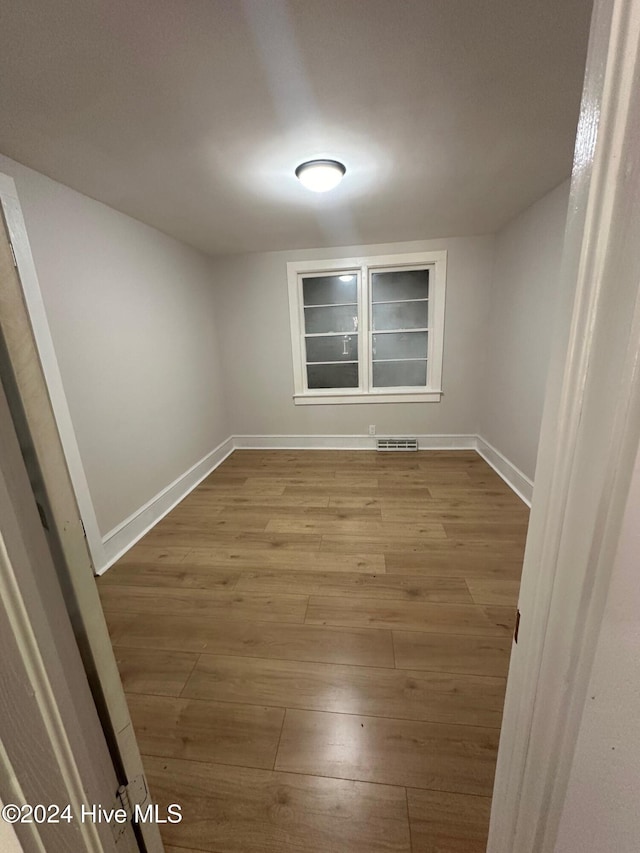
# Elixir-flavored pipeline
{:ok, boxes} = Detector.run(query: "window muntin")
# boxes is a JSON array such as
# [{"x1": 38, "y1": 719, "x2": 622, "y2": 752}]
[{"x1": 288, "y1": 251, "x2": 446, "y2": 404}]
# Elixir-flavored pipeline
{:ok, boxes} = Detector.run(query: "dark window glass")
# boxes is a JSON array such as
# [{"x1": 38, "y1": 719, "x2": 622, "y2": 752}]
[
  {"x1": 306, "y1": 334, "x2": 358, "y2": 362},
  {"x1": 307, "y1": 363, "x2": 359, "y2": 389},
  {"x1": 302, "y1": 274, "x2": 357, "y2": 306},
  {"x1": 371, "y1": 269, "x2": 429, "y2": 302},
  {"x1": 372, "y1": 360, "x2": 427, "y2": 387},
  {"x1": 372, "y1": 331, "x2": 427, "y2": 360},
  {"x1": 305, "y1": 305, "x2": 358, "y2": 334},
  {"x1": 372, "y1": 302, "x2": 428, "y2": 330}
]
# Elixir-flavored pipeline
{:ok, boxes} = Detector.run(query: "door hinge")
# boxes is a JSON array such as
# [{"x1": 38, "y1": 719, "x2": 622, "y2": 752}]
[
  {"x1": 8, "y1": 240, "x2": 17, "y2": 268},
  {"x1": 514, "y1": 608, "x2": 521, "y2": 644},
  {"x1": 111, "y1": 775, "x2": 149, "y2": 843}
]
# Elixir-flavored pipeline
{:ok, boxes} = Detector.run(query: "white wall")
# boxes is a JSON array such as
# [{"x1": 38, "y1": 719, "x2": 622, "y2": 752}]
[
  {"x1": 479, "y1": 182, "x2": 570, "y2": 480},
  {"x1": 0, "y1": 154, "x2": 228, "y2": 536},
  {"x1": 553, "y1": 445, "x2": 640, "y2": 853},
  {"x1": 211, "y1": 237, "x2": 494, "y2": 438}
]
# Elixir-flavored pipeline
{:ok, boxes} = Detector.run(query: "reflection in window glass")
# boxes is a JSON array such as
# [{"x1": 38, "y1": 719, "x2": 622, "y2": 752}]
[{"x1": 303, "y1": 274, "x2": 357, "y2": 306}]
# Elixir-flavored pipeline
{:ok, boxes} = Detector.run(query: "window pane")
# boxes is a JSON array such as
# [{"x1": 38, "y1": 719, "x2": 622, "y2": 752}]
[
  {"x1": 305, "y1": 305, "x2": 358, "y2": 334},
  {"x1": 303, "y1": 274, "x2": 357, "y2": 306},
  {"x1": 373, "y1": 360, "x2": 427, "y2": 387},
  {"x1": 371, "y1": 269, "x2": 429, "y2": 302},
  {"x1": 372, "y1": 331, "x2": 427, "y2": 360},
  {"x1": 306, "y1": 334, "x2": 358, "y2": 363},
  {"x1": 372, "y1": 301, "x2": 428, "y2": 330},
  {"x1": 307, "y1": 363, "x2": 359, "y2": 389}
]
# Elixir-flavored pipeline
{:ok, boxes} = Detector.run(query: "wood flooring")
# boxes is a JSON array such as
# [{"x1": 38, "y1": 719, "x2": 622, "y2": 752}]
[{"x1": 98, "y1": 449, "x2": 527, "y2": 853}]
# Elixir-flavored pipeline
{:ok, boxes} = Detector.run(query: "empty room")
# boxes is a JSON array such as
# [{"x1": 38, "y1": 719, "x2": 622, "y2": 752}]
[{"x1": 3, "y1": 1, "x2": 640, "y2": 853}]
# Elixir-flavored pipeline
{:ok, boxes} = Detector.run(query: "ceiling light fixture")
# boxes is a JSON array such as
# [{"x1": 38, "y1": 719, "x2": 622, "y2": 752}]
[
  {"x1": 295, "y1": 159, "x2": 346, "y2": 192},
  {"x1": 339, "y1": 275, "x2": 355, "y2": 282}
]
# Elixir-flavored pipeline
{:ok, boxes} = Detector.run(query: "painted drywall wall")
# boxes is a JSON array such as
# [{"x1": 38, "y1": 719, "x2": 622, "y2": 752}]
[
  {"x1": 211, "y1": 236, "x2": 494, "y2": 437},
  {"x1": 553, "y1": 445, "x2": 640, "y2": 853},
  {"x1": 479, "y1": 181, "x2": 570, "y2": 480},
  {"x1": 0, "y1": 154, "x2": 228, "y2": 536}
]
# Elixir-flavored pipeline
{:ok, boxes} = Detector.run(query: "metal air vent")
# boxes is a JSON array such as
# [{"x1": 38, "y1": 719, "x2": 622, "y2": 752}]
[{"x1": 376, "y1": 437, "x2": 418, "y2": 452}]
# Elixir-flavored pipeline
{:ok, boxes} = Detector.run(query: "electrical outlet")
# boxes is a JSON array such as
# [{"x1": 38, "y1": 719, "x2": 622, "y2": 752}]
[{"x1": 368, "y1": 425, "x2": 376, "y2": 435}]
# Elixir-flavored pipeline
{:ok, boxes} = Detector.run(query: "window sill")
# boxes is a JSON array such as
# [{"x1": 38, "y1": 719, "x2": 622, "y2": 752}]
[{"x1": 293, "y1": 390, "x2": 442, "y2": 405}]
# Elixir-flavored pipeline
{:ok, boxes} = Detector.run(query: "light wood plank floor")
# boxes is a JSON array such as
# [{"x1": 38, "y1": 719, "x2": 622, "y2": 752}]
[{"x1": 98, "y1": 449, "x2": 527, "y2": 853}]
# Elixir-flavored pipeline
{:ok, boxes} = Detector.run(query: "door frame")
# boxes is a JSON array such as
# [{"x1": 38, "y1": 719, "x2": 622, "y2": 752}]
[
  {"x1": 488, "y1": 0, "x2": 640, "y2": 849},
  {"x1": 0, "y1": 374, "x2": 139, "y2": 853},
  {"x1": 0, "y1": 183, "x2": 163, "y2": 853}
]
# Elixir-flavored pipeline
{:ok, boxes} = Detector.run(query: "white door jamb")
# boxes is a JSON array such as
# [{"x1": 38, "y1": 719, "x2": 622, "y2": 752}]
[{"x1": 488, "y1": 0, "x2": 640, "y2": 849}]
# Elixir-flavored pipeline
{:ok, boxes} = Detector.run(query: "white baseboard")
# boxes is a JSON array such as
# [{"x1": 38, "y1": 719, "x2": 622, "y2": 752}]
[
  {"x1": 233, "y1": 434, "x2": 477, "y2": 451},
  {"x1": 97, "y1": 432, "x2": 530, "y2": 574},
  {"x1": 475, "y1": 435, "x2": 533, "y2": 506},
  {"x1": 98, "y1": 436, "x2": 234, "y2": 574}
]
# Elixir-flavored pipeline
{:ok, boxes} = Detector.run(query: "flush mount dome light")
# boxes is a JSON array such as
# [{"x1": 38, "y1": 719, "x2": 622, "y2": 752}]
[{"x1": 295, "y1": 159, "x2": 346, "y2": 192}]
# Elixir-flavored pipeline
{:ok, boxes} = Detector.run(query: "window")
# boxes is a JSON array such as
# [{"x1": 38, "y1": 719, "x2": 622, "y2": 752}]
[{"x1": 287, "y1": 251, "x2": 447, "y2": 404}]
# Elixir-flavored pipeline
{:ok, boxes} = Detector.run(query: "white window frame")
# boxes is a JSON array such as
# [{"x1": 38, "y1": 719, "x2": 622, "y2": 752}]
[{"x1": 287, "y1": 250, "x2": 447, "y2": 405}]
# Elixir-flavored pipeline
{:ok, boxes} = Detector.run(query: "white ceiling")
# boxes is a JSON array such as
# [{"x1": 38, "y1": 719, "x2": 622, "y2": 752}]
[{"x1": 0, "y1": 0, "x2": 593, "y2": 256}]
